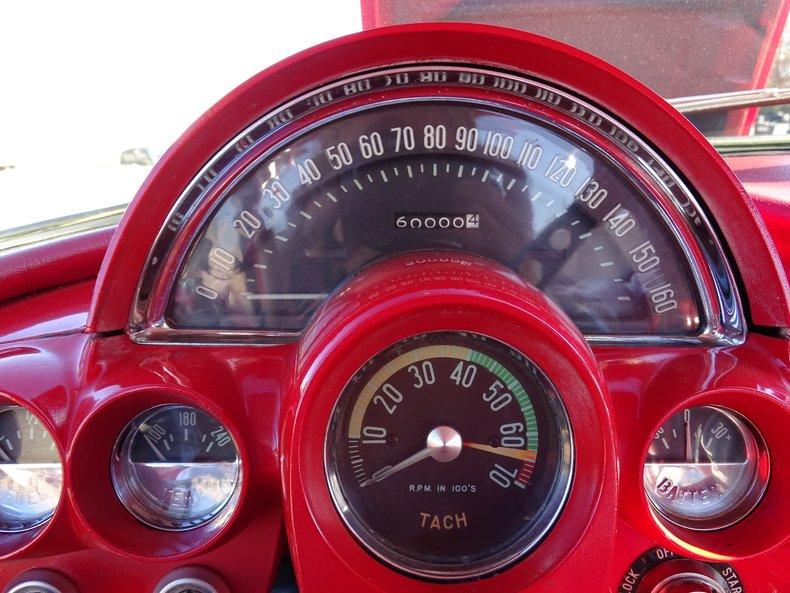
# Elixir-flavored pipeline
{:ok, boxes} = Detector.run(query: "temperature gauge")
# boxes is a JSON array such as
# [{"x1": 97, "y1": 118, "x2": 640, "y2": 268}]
[
  {"x1": 0, "y1": 406, "x2": 62, "y2": 532},
  {"x1": 112, "y1": 404, "x2": 241, "y2": 531},
  {"x1": 644, "y1": 405, "x2": 768, "y2": 530}
]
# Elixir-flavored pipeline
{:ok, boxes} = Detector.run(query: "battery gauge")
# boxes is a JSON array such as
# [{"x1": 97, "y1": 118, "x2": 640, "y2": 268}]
[{"x1": 644, "y1": 405, "x2": 768, "y2": 530}]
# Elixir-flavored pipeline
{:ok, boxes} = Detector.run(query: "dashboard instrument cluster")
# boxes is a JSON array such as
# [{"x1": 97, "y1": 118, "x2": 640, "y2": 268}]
[{"x1": 0, "y1": 23, "x2": 787, "y2": 593}]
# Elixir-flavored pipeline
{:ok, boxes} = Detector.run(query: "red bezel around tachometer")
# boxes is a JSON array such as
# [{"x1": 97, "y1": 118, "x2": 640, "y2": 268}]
[{"x1": 283, "y1": 253, "x2": 617, "y2": 589}]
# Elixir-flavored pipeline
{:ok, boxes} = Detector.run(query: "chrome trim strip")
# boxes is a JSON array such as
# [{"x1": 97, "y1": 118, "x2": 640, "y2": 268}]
[
  {"x1": 669, "y1": 87, "x2": 790, "y2": 114},
  {"x1": 129, "y1": 64, "x2": 745, "y2": 347},
  {"x1": 709, "y1": 135, "x2": 790, "y2": 156},
  {"x1": 0, "y1": 205, "x2": 124, "y2": 254}
]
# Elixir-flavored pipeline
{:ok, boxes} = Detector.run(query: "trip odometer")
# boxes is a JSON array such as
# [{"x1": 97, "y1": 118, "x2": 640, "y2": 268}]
[{"x1": 325, "y1": 332, "x2": 573, "y2": 580}]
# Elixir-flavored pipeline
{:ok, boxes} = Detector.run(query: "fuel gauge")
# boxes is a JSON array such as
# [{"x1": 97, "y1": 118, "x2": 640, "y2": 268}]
[{"x1": 644, "y1": 406, "x2": 768, "y2": 530}]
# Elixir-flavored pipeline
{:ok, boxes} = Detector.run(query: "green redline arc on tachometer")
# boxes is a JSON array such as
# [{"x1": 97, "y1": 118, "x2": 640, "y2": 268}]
[{"x1": 325, "y1": 331, "x2": 572, "y2": 580}]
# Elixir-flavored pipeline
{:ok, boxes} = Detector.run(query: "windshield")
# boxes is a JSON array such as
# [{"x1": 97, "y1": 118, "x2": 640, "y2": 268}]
[{"x1": 1, "y1": 1, "x2": 788, "y2": 235}]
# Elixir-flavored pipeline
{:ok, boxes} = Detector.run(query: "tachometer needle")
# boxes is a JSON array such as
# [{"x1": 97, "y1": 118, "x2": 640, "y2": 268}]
[
  {"x1": 464, "y1": 442, "x2": 537, "y2": 462},
  {"x1": 361, "y1": 448, "x2": 433, "y2": 487},
  {"x1": 361, "y1": 426, "x2": 462, "y2": 488}
]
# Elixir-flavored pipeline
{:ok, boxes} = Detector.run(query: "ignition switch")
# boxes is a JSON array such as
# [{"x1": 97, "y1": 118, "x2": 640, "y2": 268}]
[{"x1": 619, "y1": 548, "x2": 744, "y2": 593}]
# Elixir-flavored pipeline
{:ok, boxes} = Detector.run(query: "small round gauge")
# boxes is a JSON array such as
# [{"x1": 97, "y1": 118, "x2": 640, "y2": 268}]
[
  {"x1": 111, "y1": 404, "x2": 241, "y2": 531},
  {"x1": 0, "y1": 406, "x2": 63, "y2": 532},
  {"x1": 643, "y1": 405, "x2": 768, "y2": 530},
  {"x1": 326, "y1": 332, "x2": 573, "y2": 580}
]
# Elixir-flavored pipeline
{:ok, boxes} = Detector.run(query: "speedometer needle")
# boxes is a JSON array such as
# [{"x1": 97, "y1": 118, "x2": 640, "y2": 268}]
[
  {"x1": 361, "y1": 426, "x2": 462, "y2": 488},
  {"x1": 463, "y1": 442, "x2": 537, "y2": 462}
]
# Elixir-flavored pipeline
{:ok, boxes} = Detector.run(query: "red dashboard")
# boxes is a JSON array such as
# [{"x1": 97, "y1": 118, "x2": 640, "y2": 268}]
[{"x1": 0, "y1": 24, "x2": 787, "y2": 593}]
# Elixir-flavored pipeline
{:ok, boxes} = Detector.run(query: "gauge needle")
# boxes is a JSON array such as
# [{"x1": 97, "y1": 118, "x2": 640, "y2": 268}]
[
  {"x1": 463, "y1": 442, "x2": 537, "y2": 462},
  {"x1": 698, "y1": 425, "x2": 715, "y2": 462},
  {"x1": 362, "y1": 448, "x2": 433, "y2": 487},
  {"x1": 361, "y1": 426, "x2": 462, "y2": 488},
  {"x1": 143, "y1": 434, "x2": 167, "y2": 462},
  {"x1": 685, "y1": 411, "x2": 693, "y2": 463}
]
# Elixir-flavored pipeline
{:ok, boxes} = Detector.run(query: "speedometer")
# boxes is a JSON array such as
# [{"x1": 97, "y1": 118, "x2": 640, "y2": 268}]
[
  {"x1": 171, "y1": 100, "x2": 698, "y2": 336},
  {"x1": 131, "y1": 65, "x2": 742, "y2": 345}
]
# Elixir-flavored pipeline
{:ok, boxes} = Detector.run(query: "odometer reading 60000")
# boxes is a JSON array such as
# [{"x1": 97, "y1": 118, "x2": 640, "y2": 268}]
[
  {"x1": 325, "y1": 332, "x2": 573, "y2": 580},
  {"x1": 168, "y1": 97, "x2": 703, "y2": 338}
]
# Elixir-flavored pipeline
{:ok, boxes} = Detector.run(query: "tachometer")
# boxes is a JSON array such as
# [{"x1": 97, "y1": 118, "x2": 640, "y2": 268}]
[{"x1": 325, "y1": 331, "x2": 572, "y2": 580}]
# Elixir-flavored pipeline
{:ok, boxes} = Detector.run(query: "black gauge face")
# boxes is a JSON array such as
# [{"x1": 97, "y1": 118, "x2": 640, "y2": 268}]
[
  {"x1": 0, "y1": 407, "x2": 62, "y2": 532},
  {"x1": 111, "y1": 405, "x2": 240, "y2": 530},
  {"x1": 644, "y1": 406, "x2": 768, "y2": 530},
  {"x1": 168, "y1": 100, "x2": 702, "y2": 337},
  {"x1": 325, "y1": 332, "x2": 573, "y2": 580}
]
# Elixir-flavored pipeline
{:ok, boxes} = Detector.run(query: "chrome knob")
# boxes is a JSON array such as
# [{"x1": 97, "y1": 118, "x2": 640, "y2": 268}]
[
  {"x1": 155, "y1": 579, "x2": 217, "y2": 593},
  {"x1": 637, "y1": 560, "x2": 730, "y2": 593},
  {"x1": 4, "y1": 571, "x2": 77, "y2": 593},
  {"x1": 653, "y1": 575, "x2": 725, "y2": 593},
  {"x1": 154, "y1": 568, "x2": 227, "y2": 593}
]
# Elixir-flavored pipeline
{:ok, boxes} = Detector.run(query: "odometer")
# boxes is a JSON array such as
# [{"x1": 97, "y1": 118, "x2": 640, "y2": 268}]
[
  {"x1": 325, "y1": 332, "x2": 573, "y2": 580},
  {"x1": 167, "y1": 95, "x2": 704, "y2": 338}
]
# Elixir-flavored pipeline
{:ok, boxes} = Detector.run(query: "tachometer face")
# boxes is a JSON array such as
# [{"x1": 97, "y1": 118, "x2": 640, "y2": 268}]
[
  {"x1": 325, "y1": 332, "x2": 572, "y2": 580},
  {"x1": 168, "y1": 100, "x2": 702, "y2": 337}
]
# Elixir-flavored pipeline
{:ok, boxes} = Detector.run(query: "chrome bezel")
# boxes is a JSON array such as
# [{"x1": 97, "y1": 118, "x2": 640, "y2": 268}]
[
  {"x1": 323, "y1": 331, "x2": 575, "y2": 581},
  {"x1": 155, "y1": 577, "x2": 218, "y2": 593},
  {"x1": 128, "y1": 64, "x2": 745, "y2": 347},
  {"x1": 643, "y1": 405, "x2": 770, "y2": 532},
  {"x1": 110, "y1": 404, "x2": 242, "y2": 532},
  {"x1": 7, "y1": 582, "x2": 63, "y2": 593}
]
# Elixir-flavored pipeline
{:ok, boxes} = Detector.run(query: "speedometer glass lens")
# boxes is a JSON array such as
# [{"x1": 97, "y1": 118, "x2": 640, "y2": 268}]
[
  {"x1": 325, "y1": 332, "x2": 573, "y2": 580},
  {"x1": 0, "y1": 406, "x2": 62, "y2": 532},
  {"x1": 168, "y1": 100, "x2": 701, "y2": 337},
  {"x1": 111, "y1": 405, "x2": 241, "y2": 531}
]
